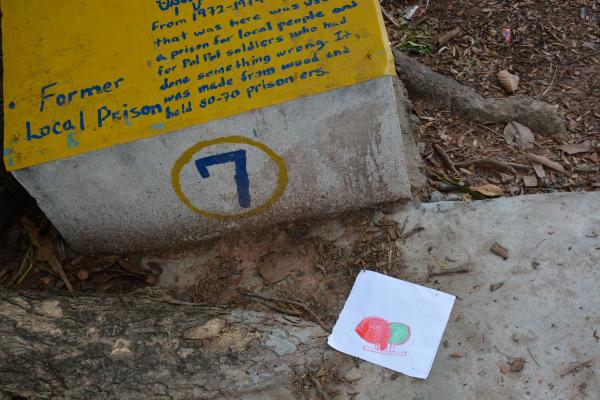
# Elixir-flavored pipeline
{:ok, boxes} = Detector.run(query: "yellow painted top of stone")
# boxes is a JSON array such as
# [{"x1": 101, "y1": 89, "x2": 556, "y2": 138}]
[{"x1": 2, "y1": 0, "x2": 395, "y2": 171}]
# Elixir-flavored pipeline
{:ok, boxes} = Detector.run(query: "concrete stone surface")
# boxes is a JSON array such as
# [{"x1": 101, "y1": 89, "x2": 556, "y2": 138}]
[
  {"x1": 347, "y1": 192, "x2": 600, "y2": 400},
  {"x1": 147, "y1": 192, "x2": 599, "y2": 399},
  {"x1": 13, "y1": 76, "x2": 411, "y2": 253}
]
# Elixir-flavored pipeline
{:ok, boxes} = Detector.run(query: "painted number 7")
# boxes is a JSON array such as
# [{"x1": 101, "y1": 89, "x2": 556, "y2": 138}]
[{"x1": 195, "y1": 150, "x2": 251, "y2": 209}]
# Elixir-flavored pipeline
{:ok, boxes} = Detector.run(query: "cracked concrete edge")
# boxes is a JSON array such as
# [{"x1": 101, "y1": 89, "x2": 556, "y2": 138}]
[
  {"x1": 360, "y1": 77, "x2": 426, "y2": 215},
  {"x1": 393, "y1": 78, "x2": 428, "y2": 200}
]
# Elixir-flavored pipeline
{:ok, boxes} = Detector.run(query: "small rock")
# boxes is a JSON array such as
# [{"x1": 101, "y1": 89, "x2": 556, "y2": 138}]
[
  {"x1": 446, "y1": 194, "x2": 463, "y2": 202},
  {"x1": 372, "y1": 210, "x2": 386, "y2": 225},
  {"x1": 510, "y1": 357, "x2": 526, "y2": 372},
  {"x1": 507, "y1": 185, "x2": 521, "y2": 195},
  {"x1": 77, "y1": 270, "x2": 90, "y2": 281},
  {"x1": 436, "y1": 182, "x2": 458, "y2": 192},
  {"x1": 430, "y1": 191, "x2": 444, "y2": 202}
]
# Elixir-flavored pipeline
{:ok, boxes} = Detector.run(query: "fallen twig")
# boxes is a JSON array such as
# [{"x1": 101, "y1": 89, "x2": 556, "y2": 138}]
[
  {"x1": 490, "y1": 282, "x2": 504, "y2": 292},
  {"x1": 400, "y1": 226, "x2": 425, "y2": 241},
  {"x1": 527, "y1": 153, "x2": 565, "y2": 173},
  {"x1": 455, "y1": 158, "x2": 516, "y2": 174},
  {"x1": 244, "y1": 291, "x2": 330, "y2": 333},
  {"x1": 308, "y1": 371, "x2": 332, "y2": 400},
  {"x1": 527, "y1": 347, "x2": 540, "y2": 368},
  {"x1": 539, "y1": 64, "x2": 558, "y2": 99},
  {"x1": 560, "y1": 359, "x2": 594, "y2": 377},
  {"x1": 381, "y1": 8, "x2": 400, "y2": 28},
  {"x1": 433, "y1": 144, "x2": 458, "y2": 174},
  {"x1": 506, "y1": 162, "x2": 532, "y2": 170},
  {"x1": 430, "y1": 170, "x2": 486, "y2": 199},
  {"x1": 47, "y1": 255, "x2": 74, "y2": 292},
  {"x1": 428, "y1": 266, "x2": 470, "y2": 278},
  {"x1": 10, "y1": 247, "x2": 33, "y2": 286},
  {"x1": 564, "y1": 49, "x2": 600, "y2": 65},
  {"x1": 254, "y1": 298, "x2": 303, "y2": 317},
  {"x1": 574, "y1": 165, "x2": 600, "y2": 173},
  {"x1": 16, "y1": 261, "x2": 35, "y2": 286}
]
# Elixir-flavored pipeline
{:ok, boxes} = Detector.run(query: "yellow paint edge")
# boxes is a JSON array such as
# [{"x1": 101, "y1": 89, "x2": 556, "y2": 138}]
[{"x1": 372, "y1": 0, "x2": 397, "y2": 76}]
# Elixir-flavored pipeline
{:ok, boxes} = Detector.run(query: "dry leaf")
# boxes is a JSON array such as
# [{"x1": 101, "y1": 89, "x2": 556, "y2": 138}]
[
  {"x1": 40, "y1": 275, "x2": 53, "y2": 286},
  {"x1": 438, "y1": 27, "x2": 461, "y2": 46},
  {"x1": 471, "y1": 184, "x2": 504, "y2": 197},
  {"x1": 20, "y1": 217, "x2": 56, "y2": 262},
  {"x1": 503, "y1": 121, "x2": 534, "y2": 148},
  {"x1": 560, "y1": 142, "x2": 591, "y2": 155},
  {"x1": 48, "y1": 255, "x2": 74, "y2": 292},
  {"x1": 20, "y1": 217, "x2": 41, "y2": 247},
  {"x1": 117, "y1": 259, "x2": 146, "y2": 275},
  {"x1": 497, "y1": 70, "x2": 519, "y2": 93},
  {"x1": 522, "y1": 175, "x2": 538, "y2": 187},
  {"x1": 490, "y1": 242, "x2": 509, "y2": 259},
  {"x1": 566, "y1": 87, "x2": 585, "y2": 96},
  {"x1": 34, "y1": 238, "x2": 55, "y2": 262},
  {"x1": 532, "y1": 163, "x2": 546, "y2": 178}
]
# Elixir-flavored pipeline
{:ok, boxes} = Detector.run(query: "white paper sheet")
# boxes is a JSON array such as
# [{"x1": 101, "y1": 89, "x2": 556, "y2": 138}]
[{"x1": 327, "y1": 270, "x2": 455, "y2": 379}]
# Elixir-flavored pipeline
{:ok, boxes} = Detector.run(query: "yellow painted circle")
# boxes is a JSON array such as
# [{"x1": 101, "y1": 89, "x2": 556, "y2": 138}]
[{"x1": 172, "y1": 136, "x2": 288, "y2": 220}]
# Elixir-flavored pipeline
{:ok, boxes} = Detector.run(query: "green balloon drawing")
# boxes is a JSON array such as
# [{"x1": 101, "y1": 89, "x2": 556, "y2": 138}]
[{"x1": 388, "y1": 322, "x2": 411, "y2": 345}]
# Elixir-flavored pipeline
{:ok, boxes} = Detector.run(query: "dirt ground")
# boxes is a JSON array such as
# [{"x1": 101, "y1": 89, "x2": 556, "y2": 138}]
[
  {"x1": 384, "y1": 0, "x2": 600, "y2": 200},
  {"x1": 0, "y1": 0, "x2": 599, "y2": 319}
]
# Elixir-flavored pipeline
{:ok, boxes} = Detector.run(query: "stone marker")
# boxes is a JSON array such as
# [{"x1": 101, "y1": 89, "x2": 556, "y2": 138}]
[{"x1": 2, "y1": 0, "x2": 411, "y2": 253}]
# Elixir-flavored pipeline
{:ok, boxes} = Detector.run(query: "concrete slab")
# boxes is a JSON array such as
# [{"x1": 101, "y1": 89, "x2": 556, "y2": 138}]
[
  {"x1": 345, "y1": 193, "x2": 600, "y2": 399},
  {"x1": 14, "y1": 76, "x2": 411, "y2": 253},
  {"x1": 146, "y1": 192, "x2": 599, "y2": 398}
]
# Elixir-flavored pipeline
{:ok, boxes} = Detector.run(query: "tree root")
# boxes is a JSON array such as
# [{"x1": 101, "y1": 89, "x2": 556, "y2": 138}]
[
  {"x1": 0, "y1": 288, "x2": 332, "y2": 399},
  {"x1": 393, "y1": 50, "x2": 567, "y2": 135}
]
